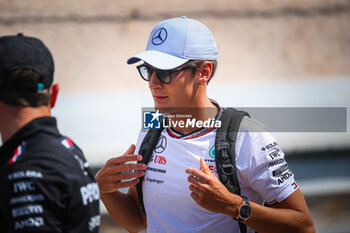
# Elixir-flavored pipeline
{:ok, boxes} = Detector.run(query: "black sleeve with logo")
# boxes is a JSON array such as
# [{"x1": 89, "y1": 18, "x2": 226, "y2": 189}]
[{"x1": 0, "y1": 135, "x2": 100, "y2": 233}]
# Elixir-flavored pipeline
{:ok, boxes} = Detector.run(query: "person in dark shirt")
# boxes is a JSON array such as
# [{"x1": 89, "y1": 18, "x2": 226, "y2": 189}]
[{"x1": 0, "y1": 33, "x2": 100, "y2": 233}]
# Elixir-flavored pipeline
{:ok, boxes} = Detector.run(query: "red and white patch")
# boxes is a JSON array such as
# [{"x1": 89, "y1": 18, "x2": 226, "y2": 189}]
[
  {"x1": 291, "y1": 182, "x2": 299, "y2": 189},
  {"x1": 8, "y1": 143, "x2": 25, "y2": 164},
  {"x1": 61, "y1": 138, "x2": 74, "y2": 149}
]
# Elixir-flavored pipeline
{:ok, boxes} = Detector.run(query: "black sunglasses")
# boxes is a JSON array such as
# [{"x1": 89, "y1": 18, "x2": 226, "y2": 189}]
[{"x1": 136, "y1": 64, "x2": 196, "y2": 84}]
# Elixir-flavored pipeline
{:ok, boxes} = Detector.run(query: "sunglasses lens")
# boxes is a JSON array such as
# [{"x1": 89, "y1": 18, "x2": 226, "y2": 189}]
[
  {"x1": 154, "y1": 70, "x2": 170, "y2": 84},
  {"x1": 139, "y1": 66, "x2": 152, "y2": 81},
  {"x1": 138, "y1": 65, "x2": 172, "y2": 84},
  {"x1": 162, "y1": 74, "x2": 171, "y2": 84}
]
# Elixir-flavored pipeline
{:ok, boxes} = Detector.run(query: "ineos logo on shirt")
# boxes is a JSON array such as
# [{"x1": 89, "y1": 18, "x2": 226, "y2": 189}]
[
  {"x1": 154, "y1": 136, "x2": 167, "y2": 153},
  {"x1": 152, "y1": 28, "x2": 167, "y2": 45}
]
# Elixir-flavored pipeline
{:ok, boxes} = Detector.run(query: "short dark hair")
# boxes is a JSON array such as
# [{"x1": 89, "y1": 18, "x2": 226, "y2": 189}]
[
  {"x1": 0, "y1": 69, "x2": 50, "y2": 107},
  {"x1": 187, "y1": 60, "x2": 218, "y2": 84}
]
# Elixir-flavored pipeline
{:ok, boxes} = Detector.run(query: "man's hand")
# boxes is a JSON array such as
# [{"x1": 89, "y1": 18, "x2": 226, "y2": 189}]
[
  {"x1": 185, "y1": 157, "x2": 241, "y2": 216},
  {"x1": 95, "y1": 144, "x2": 147, "y2": 193}
]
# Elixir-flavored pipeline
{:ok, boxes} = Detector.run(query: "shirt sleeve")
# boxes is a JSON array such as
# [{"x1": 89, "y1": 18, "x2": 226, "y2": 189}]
[
  {"x1": 3, "y1": 162, "x2": 68, "y2": 232},
  {"x1": 236, "y1": 117, "x2": 299, "y2": 205}
]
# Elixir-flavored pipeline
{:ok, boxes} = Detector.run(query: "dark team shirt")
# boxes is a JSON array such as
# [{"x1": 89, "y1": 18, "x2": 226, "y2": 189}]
[{"x1": 0, "y1": 117, "x2": 100, "y2": 232}]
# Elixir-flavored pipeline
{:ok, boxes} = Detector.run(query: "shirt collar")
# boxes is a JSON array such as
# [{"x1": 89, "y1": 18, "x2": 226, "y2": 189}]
[{"x1": 0, "y1": 117, "x2": 59, "y2": 166}]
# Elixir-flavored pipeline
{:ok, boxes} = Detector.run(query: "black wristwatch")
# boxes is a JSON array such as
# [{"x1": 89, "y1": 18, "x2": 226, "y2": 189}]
[{"x1": 235, "y1": 195, "x2": 252, "y2": 221}]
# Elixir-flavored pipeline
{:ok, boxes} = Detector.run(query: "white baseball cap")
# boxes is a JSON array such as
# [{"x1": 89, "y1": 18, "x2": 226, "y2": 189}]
[{"x1": 127, "y1": 16, "x2": 218, "y2": 70}]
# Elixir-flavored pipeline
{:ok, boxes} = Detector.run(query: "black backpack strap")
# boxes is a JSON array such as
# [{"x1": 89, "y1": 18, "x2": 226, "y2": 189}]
[
  {"x1": 215, "y1": 107, "x2": 249, "y2": 233},
  {"x1": 136, "y1": 127, "x2": 163, "y2": 215}
]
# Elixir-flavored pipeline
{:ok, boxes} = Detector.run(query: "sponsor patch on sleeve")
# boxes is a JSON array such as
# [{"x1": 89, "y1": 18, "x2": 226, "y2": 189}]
[
  {"x1": 8, "y1": 141, "x2": 26, "y2": 164},
  {"x1": 60, "y1": 137, "x2": 74, "y2": 149}
]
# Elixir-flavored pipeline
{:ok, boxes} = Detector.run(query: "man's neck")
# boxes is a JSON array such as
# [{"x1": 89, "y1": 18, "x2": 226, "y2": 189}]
[
  {"x1": 167, "y1": 98, "x2": 217, "y2": 134},
  {"x1": 0, "y1": 106, "x2": 50, "y2": 143}
]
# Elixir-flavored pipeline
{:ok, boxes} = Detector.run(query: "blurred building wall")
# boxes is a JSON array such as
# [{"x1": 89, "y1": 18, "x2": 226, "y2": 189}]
[{"x1": 1, "y1": 0, "x2": 349, "y2": 93}]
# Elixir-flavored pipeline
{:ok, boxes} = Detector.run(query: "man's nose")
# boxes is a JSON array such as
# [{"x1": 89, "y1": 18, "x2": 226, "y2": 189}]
[{"x1": 149, "y1": 71, "x2": 163, "y2": 88}]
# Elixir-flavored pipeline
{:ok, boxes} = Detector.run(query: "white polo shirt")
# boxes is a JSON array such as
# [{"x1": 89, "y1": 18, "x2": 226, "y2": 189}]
[{"x1": 135, "y1": 113, "x2": 298, "y2": 233}]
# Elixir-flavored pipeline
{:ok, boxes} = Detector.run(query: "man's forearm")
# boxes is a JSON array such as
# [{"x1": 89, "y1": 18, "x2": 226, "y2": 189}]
[
  {"x1": 232, "y1": 190, "x2": 315, "y2": 233},
  {"x1": 100, "y1": 191, "x2": 146, "y2": 232},
  {"x1": 242, "y1": 201, "x2": 315, "y2": 233}
]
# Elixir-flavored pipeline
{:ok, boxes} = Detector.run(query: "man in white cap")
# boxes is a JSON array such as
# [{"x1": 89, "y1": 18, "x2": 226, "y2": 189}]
[{"x1": 96, "y1": 16, "x2": 314, "y2": 233}]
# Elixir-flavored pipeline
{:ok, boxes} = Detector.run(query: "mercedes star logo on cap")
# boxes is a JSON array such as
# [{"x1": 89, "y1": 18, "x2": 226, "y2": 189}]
[{"x1": 152, "y1": 28, "x2": 167, "y2": 45}]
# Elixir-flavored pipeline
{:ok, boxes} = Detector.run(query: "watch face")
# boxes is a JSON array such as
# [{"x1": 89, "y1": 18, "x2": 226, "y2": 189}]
[{"x1": 240, "y1": 204, "x2": 251, "y2": 219}]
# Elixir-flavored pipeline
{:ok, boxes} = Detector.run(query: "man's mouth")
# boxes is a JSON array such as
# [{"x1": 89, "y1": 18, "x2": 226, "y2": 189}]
[{"x1": 153, "y1": 95, "x2": 168, "y2": 102}]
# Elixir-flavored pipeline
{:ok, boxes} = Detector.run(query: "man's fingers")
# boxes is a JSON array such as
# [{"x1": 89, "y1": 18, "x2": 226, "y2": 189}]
[
  {"x1": 200, "y1": 157, "x2": 211, "y2": 174},
  {"x1": 187, "y1": 175, "x2": 201, "y2": 185},
  {"x1": 101, "y1": 178, "x2": 141, "y2": 193},
  {"x1": 124, "y1": 144, "x2": 136, "y2": 156},
  {"x1": 189, "y1": 184, "x2": 201, "y2": 193},
  {"x1": 186, "y1": 168, "x2": 208, "y2": 183},
  {"x1": 109, "y1": 171, "x2": 145, "y2": 182},
  {"x1": 106, "y1": 154, "x2": 142, "y2": 166},
  {"x1": 106, "y1": 144, "x2": 140, "y2": 165},
  {"x1": 190, "y1": 192, "x2": 200, "y2": 202},
  {"x1": 116, "y1": 178, "x2": 141, "y2": 189},
  {"x1": 106, "y1": 163, "x2": 147, "y2": 174}
]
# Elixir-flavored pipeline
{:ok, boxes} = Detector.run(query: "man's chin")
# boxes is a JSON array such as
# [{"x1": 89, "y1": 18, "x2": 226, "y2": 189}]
[
  {"x1": 154, "y1": 105, "x2": 166, "y2": 113},
  {"x1": 154, "y1": 103, "x2": 173, "y2": 115}
]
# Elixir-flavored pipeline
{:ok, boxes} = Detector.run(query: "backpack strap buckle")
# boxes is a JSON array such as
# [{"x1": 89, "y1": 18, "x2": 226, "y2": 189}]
[
  {"x1": 217, "y1": 141, "x2": 230, "y2": 151},
  {"x1": 222, "y1": 164, "x2": 235, "y2": 176},
  {"x1": 217, "y1": 141, "x2": 234, "y2": 176}
]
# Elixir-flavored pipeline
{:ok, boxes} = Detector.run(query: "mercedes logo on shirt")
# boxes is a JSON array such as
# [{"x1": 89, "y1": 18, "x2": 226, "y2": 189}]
[
  {"x1": 154, "y1": 136, "x2": 167, "y2": 153},
  {"x1": 152, "y1": 28, "x2": 167, "y2": 45}
]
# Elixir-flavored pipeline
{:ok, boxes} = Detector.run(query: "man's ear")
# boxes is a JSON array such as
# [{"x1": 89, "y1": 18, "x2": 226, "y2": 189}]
[
  {"x1": 49, "y1": 83, "x2": 60, "y2": 109},
  {"x1": 197, "y1": 62, "x2": 212, "y2": 84}
]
